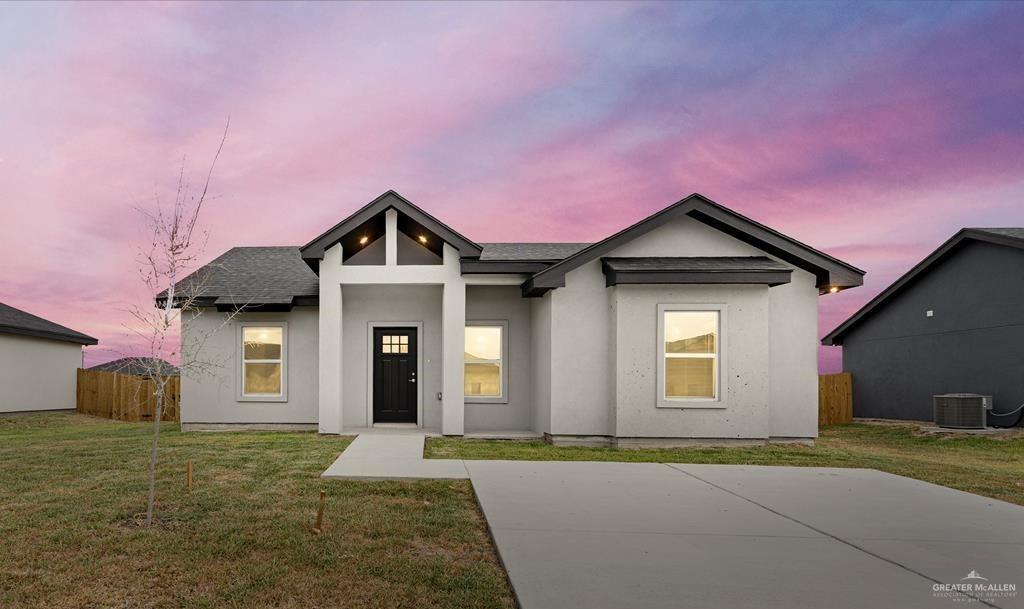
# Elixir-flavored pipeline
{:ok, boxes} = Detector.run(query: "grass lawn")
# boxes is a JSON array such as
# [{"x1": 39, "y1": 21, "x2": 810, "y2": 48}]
[
  {"x1": 0, "y1": 413, "x2": 514, "y2": 609},
  {"x1": 427, "y1": 423, "x2": 1024, "y2": 506}
]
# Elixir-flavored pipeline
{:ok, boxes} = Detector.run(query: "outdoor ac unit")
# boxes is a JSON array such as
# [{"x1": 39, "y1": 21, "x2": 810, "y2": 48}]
[{"x1": 933, "y1": 393, "x2": 992, "y2": 429}]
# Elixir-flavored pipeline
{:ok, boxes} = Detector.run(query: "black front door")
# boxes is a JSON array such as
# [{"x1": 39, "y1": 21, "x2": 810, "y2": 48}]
[{"x1": 373, "y1": 327, "x2": 417, "y2": 423}]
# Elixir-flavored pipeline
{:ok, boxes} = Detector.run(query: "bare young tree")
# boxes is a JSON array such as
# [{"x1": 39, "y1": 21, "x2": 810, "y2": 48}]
[{"x1": 126, "y1": 119, "x2": 241, "y2": 526}]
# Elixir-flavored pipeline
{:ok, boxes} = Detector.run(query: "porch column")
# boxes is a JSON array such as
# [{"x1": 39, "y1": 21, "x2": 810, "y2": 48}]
[
  {"x1": 441, "y1": 279, "x2": 465, "y2": 435},
  {"x1": 317, "y1": 245, "x2": 343, "y2": 434}
]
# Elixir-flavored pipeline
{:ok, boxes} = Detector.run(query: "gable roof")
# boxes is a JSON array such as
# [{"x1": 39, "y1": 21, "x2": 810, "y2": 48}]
[
  {"x1": 822, "y1": 228, "x2": 1024, "y2": 346},
  {"x1": 300, "y1": 190, "x2": 482, "y2": 269},
  {"x1": 0, "y1": 302, "x2": 97, "y2": 345},
  {"x1": 158, "y1": 247, "x2": 319, "y2": 310},
  {"x1": 89, "y1": 357, "x2": 179, "y2": 377},
  {"x1": 521, "y1": 193, "x2": 865, "y2": 296}
]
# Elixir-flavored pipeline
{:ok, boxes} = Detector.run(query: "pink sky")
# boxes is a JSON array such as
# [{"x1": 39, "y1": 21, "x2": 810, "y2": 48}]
[{"x1": 1, "y1": 2, "x2": 1022, "y2": 371}]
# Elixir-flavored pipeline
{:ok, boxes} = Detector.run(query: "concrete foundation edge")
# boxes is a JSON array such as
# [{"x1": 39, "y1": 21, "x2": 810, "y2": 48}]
[
  {"x1": 544, "y1": 433, "x2": 815, "y2": 448},
  {"x1": 181, "y1": 422, "x2": 319, "y2": 432}
]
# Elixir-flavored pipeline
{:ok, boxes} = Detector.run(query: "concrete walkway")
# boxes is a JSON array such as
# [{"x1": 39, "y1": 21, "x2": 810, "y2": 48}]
[
  {"x1": 321, "y1": 433, "x2": 468, "y2": 480},
  {"x1": 323, "y1": 434, "x2": 1024, "y2": 609}
]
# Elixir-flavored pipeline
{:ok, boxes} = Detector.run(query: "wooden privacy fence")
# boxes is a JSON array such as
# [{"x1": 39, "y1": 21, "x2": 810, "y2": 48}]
[
  {"x1": 819, "y1": 372, "x2": 853, "y2": 425},
  {"x1": 76, "y1": 369, "x2": 180, "y2": 422}
]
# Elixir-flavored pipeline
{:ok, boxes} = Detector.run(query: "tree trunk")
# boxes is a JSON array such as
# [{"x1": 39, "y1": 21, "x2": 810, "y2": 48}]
[{"x1": 145, "y1": 381, "x2": 166, "y2": 526}]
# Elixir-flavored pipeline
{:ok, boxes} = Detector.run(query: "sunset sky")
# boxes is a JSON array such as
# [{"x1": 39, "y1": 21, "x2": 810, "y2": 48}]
[{"x1": 1, "y1": 1, "x2": 1022, "y2": 370}]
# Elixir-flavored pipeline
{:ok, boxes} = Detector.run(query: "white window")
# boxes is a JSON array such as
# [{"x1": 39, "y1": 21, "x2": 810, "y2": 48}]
[
  {"x1": 657, "y1": 306, "x2": 725, "y2": 407},
  {"x1": 464, "y1": 321, "x2": 508, "y2": 403},
  {"x1": 239, "y1": 324, "x2": 287, "y2": 401}
]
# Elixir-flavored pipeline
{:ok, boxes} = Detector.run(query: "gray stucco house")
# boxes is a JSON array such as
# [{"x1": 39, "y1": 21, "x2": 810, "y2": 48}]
[
  {"x1": 823, "y1": 228, "x2": 1024, "y2": 426},
  {"x1": 173, "y1": 191, "x2": 863, "y2": 444},
  {"x1": 0, "y1": 302, "x2": 97, "y2": 413}
]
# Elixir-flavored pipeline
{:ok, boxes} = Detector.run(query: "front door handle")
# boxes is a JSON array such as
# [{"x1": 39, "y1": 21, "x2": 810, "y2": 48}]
[{"x1": 409, "y1": 378, "x2": 416, "y2": 383}]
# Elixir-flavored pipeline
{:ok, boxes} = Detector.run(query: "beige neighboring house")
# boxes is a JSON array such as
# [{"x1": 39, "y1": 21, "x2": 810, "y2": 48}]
[
  {"x1": 168, "y1": 191, "x2": 864, "y2": 445},
  {"x1": 0, "y1": 302, "x2": 97, "y2": 413}
]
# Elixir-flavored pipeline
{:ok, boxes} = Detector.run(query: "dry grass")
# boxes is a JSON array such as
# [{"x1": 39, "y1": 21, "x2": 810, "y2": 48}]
[
  {"x1": 427, "y1": 422, "x2": 1024, "y2": 506},
  {"x1": 0, "y1": 412, "x2": 514, "y2": 609}
]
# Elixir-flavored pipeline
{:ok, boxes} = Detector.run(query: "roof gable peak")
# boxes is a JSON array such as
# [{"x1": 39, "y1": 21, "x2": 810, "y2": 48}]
[
  {"x1": 299, "y1": 190, "x2": 482, "y2": 267},
  {"x1": 521, "y1": 192, "x2": 864, "y2": 297}
]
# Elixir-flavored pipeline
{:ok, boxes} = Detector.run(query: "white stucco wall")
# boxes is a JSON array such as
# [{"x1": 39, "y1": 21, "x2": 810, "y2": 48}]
[
  {"x1": 465, "y1": 285, "x2": 532, "y2": 431},
  {"x1": 767, "y1": 267, "x2": 820, "y2": 438},
  {"x1": 549, "y1": 261, "x2": 614, "y2": 436},
  {"x1": 612, "y1": 284, "x2": 770, "y2": 438},
  {"x1": 0, "y1": 334, "x2": 82, "y2": 412},
  {"x1": 549, "y1": 214, "x2": 821, "y2": 440},
  {"x1": 530, "y1": 293, "x2": 552, "y2": 435},
  {"x1": 180, "y1": 309, "x2": 319, "y2": 424},
  {"x1": 340, "y1": 284, "x2": 444, "y2": 430}
]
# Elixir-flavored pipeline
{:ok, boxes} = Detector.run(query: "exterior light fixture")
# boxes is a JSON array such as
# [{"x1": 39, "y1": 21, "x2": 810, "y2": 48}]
[
  {"x1": 359, "y1": 236, "x2": 369, "y2": 246},
  {"x1": 418, "y1": 235, "x2": 428, "y2": 244},
  {"x1": 828, "y1": 286, "x2": 840, "y2": 294}
]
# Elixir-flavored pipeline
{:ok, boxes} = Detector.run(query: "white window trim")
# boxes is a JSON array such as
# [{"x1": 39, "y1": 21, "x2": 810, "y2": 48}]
[
  {"x1": 656, "y1": 304, "x2": 727, "y2": 409},
  {"x1": 237, "y1": 321, "x2": 288, "y2": 403},
  {"x1": 464, "y1": 320, "x2": 509, "y2": 404}
]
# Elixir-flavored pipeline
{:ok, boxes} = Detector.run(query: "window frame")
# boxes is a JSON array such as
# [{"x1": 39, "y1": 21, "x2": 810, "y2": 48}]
[
  {"x1": 464, "y1": 320, "x2": 509, "y2": 404},
  {"x1": 656, "y1": 304, "x2": 727, "y2": 408},
  {"x1": 237, "y1": 321, "x2": 288, "y2": 402}
]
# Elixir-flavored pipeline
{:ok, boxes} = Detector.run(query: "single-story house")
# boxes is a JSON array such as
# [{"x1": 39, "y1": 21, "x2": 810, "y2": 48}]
[
  {"x1": 88, "y1": 357, "x2": 179, "y2": 377},
  {"x1": 0, "y1": 301, "x2": 97, "y2": 413},
  {"x1": 823, "y1": 228, "x2": 1024, "y2": 426},
  {"x1": 170, "y1": 191, "x2": 863, "y2": 444}
]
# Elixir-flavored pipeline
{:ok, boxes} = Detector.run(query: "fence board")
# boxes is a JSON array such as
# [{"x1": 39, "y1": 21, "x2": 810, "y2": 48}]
[
  {"x1": 819, "y1": 372, "x2": 853, "y2": 425},
  {"x1": 76, "y1": 368, "x2": 180, "y2": 422}
]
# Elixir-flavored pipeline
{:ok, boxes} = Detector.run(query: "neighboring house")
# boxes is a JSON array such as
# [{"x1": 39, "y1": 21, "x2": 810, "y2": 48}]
[
  {"x1": 170, "y1": 191, "x2": 863, "y2": 444},
  {"x1": 824, "y1": 228, "x2": 1024, "y2": 424},
  {"x1": 88, "y1": 357, "x2": 179, "y2": 377},
  {"x1": 0, "y1": 302, "x2": 97, "y2": 413}
]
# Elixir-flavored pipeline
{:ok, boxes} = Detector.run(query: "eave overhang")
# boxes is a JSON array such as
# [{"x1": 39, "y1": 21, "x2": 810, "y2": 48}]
[{"x1": 600, "y1": 257, "x2": 793, "y2": 288}]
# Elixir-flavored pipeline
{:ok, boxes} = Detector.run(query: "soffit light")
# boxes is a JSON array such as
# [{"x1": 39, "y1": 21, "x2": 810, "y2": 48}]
[
  {"x1": 828, "y1": 286, "x2": 840, "y2": 294},
  {"x1": 418, "y1": 235, "x2": 428, "y2": 244},
  {"x1": 359, "y1": 236, "x2": 369, "y2": 246}
]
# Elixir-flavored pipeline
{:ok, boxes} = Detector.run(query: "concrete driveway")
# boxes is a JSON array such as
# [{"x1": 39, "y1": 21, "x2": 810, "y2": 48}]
[{"x1": 467, "y1": 461, "x2": 1024, "y2": 609}]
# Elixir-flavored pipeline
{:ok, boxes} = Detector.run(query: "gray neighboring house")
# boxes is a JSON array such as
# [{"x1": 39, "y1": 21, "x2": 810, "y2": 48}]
[
  {"x1": 88, "y1": 357, "x2": 179, "y2": 377},
  {"x1": 823, "y1": 228, "x2": 1024, "y2": 425},
  {"x1": 170, "y1": 191, "x2": 864, "y2": 444},
  {"x1": 0, "y1": 302, "x2": 97, "y2": 413}
]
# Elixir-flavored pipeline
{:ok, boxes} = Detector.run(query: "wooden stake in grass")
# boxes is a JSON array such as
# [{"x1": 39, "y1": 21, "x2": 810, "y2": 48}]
[
  {"x1": 186, "y1": 460, "x2": 193, "y2": 491},
  {"x1": 312, "y1": 490, "x2": 326, "y2": 535}
]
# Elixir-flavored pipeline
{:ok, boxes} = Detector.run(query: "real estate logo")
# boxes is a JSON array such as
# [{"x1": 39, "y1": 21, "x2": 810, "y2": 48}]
[{"x1": 932, "y1": 570, "x2": 1017, "y2": 603}]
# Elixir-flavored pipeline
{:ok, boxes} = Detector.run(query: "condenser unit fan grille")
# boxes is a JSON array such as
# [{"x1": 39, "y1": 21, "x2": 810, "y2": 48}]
[{"x1": 933, "y1": 394, "x2": 990, "y2": 429}]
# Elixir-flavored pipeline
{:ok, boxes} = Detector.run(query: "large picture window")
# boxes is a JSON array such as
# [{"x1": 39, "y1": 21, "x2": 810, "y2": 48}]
[
  {"x1": 464, "y1": 323, "x2": 506, "y2": 402},
  {"x1": 241, "y1": 325, "x2": 285, "y2": 399},
  {"x1": 661, "y1": 309, "x2": 719, "y2": 401}
]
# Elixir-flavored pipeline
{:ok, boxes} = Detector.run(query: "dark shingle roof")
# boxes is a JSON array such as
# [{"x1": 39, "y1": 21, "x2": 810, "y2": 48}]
[
  {"x1": 89, "y1": 357, "x2": 179, "y2": 377},
  {"x1": 600, "y1": 256, "x2": 790, "y2": 272},
  {"x1": 478, "y1": 243, "x2": 591, "y2": 261},
  {"x1": 0, "y1": 302, "x2": 97, "y2": 345},
  {"x1": 163, "y1": 247, "x2": 319, "y2": 307},
  {"x1": 971, "y1": 228, "x2": 1024, "y2": 240}
]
